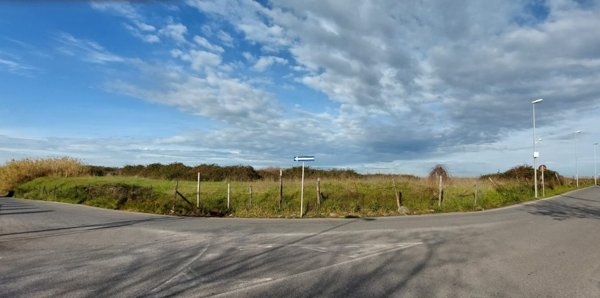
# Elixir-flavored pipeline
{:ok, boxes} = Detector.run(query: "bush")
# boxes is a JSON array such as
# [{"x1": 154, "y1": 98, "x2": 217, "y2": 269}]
[
  {"x1": 0, "y1": 157, "x2": 88, "y2": 192},
  {"x1": 481, "y1": 165, "x2": 561, "y2": 181},
  {"x1": 429, "y1": 164, "x2": 449, "y2": 180}
]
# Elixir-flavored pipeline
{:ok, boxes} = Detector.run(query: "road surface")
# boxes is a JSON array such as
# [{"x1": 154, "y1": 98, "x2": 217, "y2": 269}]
[{"x1": 1, "y1": 187, "x2": 599, "y2": 297}]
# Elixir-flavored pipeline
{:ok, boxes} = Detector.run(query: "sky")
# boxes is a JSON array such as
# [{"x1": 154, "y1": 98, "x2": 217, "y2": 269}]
[{"x1": 0, "y1": 0, "x2": 599, "y2": 177}]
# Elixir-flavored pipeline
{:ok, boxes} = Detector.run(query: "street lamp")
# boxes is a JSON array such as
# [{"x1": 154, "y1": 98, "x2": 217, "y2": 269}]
[
  {"x1": 532, "y1": 98, "x2": 543, "y2": 198},
  {"x1": 575, "y1": 130, "x2": 582, "y2": 188},
  {"x1": 594, "y1": 142, "x2": 598, "y2": 186}
]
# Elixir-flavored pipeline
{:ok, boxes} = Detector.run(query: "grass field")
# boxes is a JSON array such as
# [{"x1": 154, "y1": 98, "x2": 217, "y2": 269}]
[{"x1": 14, "y1": 175, "x2": 593, "y2": 218}]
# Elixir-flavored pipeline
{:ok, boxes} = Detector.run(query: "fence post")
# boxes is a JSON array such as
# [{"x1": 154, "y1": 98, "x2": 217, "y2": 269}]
[
  {"x1": 540, "y1": 167, "x2": 545, "y2": 197},
  {"x1": 278, "y1": 168, "x2": 283, "y2": 209},
  {"x1": 316, "y1": 177, "x2": 321, "y2": 208},
  {"x1": 473, "y1": 182, "x2": 478, "y2": 209},
  {"x1": 393, "y1": 179, "x2": 401, "y2": 211},
  {"x1": 172, "y1": 180, "x2": 178, "y2": 214},
  {"x1": 227, "y1": 183, "x2": 231, "y2": 209},
  {"x1": 438, "y1": 175, "x2": 443, "y2": 207},
  {"x1": 248, "y1": 185, "x2": 252, "y2": 208},
  {"x1": 197, "y1": 172, "x2": 201, "y2": 209}
]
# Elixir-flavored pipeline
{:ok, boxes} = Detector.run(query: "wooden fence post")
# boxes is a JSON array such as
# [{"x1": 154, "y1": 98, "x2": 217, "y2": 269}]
[
  {"x1": 473, "y1": 182, "x2": 479, "y2": 209},
  {"x1": 172, "y1": 180, "x2": 178, "y2": 214},
  {"x1": 227, "y1": 183, "x2": 231, "y2": 209},
  {"x1": 278, "y1": 169, "x2": 283, "y2": 209},
  {"x1": 248, "y1": 185, "x2": 252, "y2": 208},
  {"x1": 438, "y1": 175, "x2": 443, "y2": 207},
  {"x1": 393, "y1": 179, "x2": 401, "y2": 211},
  {"x1": 316, "y1": 177, "x2": 321, "y2": 207},
  {"x1": 196, "y1": 172, "x2": 201, "y2": 209}
]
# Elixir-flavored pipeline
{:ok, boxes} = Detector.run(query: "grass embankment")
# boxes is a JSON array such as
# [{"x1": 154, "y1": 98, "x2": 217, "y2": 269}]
[{"x1": 14, "y1": 175, "x2": 592, "y2": 218}]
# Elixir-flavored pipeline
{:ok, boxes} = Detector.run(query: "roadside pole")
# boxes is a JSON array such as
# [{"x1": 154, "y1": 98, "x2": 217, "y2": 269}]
[
  {"x1": 294, "y1": 156, "x2": 315, "y2": 218},
  {"x1": 301, "y1": 162, "x2": 304, "y2": 217},
  {"x1": 196, "y1": 172, "x2": 200, "y2": 209},
  {"x1": 227, "y1": 183, "x2": 230, "y2": 209}
]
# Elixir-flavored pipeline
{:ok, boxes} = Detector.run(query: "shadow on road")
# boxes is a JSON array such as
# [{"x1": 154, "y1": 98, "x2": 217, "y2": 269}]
[
  {"x1": 524, "y1": 193, "x2": 600, "y2": 221},
  {"x1": 0, "y1": 217, "x2": 180, "y2": 238}
]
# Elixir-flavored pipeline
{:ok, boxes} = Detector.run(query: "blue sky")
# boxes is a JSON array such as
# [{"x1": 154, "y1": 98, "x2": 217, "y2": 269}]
[{"x1": 1, "y1": 0, "x2": 599, "y2": 176}]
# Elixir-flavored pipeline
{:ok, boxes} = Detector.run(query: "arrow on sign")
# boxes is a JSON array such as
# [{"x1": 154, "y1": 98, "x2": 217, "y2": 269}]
[{"x1": 294, "y1": 156, "x2": 315, "y2": 162}]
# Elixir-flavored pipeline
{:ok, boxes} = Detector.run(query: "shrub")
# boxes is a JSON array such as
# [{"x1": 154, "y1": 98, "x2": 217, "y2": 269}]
[
  {"x1": 429, "y1": 164, "x2": 449, "y2": 181},
  {"x1": 0, "y1": 157, "x2": 88, "y2": 192}
]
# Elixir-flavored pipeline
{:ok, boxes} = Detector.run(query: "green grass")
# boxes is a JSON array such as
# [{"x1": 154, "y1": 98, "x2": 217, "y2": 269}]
[{"x1": 14, "y1": 175, "x2": 594, "y2": 218}]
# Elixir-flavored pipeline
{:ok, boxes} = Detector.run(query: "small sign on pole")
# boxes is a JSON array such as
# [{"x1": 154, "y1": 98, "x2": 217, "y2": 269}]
[{"x1": 294, "y1": 156, "x2": 315, "y2": 217}]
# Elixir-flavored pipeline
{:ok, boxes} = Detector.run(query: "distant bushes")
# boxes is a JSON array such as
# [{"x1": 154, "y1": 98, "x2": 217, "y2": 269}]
[
  {"x1": 258, "y1": 167, "x2": 361, "y2": 180},
  {"x1": 0, "y1": 157, "x2": 88, "y2": 192},
  {"x1": 481, "y1": 165, "x2": 560, "y2": 181},
  {"x1": 116, "y1": 163, "x2": 360, "y2": 181},
  {"x1": 119, "y1": 163, "x2": 261, "y2": 181},
  {"x1": 0, "y1": 157, "x2": 364, "y2": 190}
]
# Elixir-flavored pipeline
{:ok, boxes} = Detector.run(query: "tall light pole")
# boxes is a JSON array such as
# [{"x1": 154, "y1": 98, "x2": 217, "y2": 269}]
[
  {"x1": 532, "y1": 99, "x2": 543, "y2": 198},
  {"x1": 575, "y1": 130, "x2": 582, "y2": 188},
  {"x1": 594, "y1": 142, "x2": 598, "y2": 186}
]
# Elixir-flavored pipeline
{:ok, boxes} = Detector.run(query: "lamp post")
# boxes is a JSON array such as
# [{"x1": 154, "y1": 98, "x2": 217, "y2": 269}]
[
  {"x1": 532, "y1": 99, "x2": 543, "y2": 198},
  {"x1": 575, "y1": 130, "x2": 582, "y2": 188},
  {"x1": 594, "y1": 142, "x2": 598, "y2": 186}
]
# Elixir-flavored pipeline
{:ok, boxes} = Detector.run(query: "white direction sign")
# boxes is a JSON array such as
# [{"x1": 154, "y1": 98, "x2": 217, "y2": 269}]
[{"x1": 294, "y1": 156, "x2": 315, "y2": 162}]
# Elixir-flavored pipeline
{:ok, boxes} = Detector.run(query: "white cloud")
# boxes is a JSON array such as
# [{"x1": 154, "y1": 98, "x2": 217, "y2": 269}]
[
  {"x1": 193, "y1": 36, "x2": 224, "y2": 53},
  {"x1": 90, "y1": 1, "x2": 141, "y2": 20},
  {"x1": 0, "y1": 57, "x2": 36, "y2": 76},
  {"x1": 123, "y1": 23, "x2": 160, "y2": 43},
  {"x1": 191, "y1": 0, "x2": 600, "y2": 145},
  {"x1": 159, "y1": 23, "x2": 188, "y2": 43},
  {"x1": 90, "y1": 1, "x2": 160, "y2": 43},
  {"x1": 97, "y1": 56, "x2": 278, "y2": 128},
  {"x1": 171, "y1": 49, "x2": 221, "y2": 70},
  {"x1": 55, "y1": 33, "x2": 125, "y2": 64},
  {"x1": 217, "y1": 30, "x2": 234, "y2": 47},
  {"x1": 252, "y1": 55, "x2": 288, "y2": 72},
  {"x1": 242, "y1": 52, "x2": 255, "y2": 62},
  {"x1": 186, "y1": 0, "x2": 292, "y2": 51}
]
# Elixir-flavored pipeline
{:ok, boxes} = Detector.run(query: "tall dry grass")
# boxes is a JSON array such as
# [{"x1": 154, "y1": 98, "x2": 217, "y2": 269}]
[{"x1": 0, "y1": 157, "x2": 88, "y2": 192}]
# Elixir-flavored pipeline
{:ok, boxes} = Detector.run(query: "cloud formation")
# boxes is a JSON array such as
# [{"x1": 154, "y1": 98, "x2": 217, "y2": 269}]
[
  {"x1": 4, "y1": 0, "x2": 599, "y2": 176},
  {"x1": 187, "y1": 0, "x2": 600, "y2": 152}
]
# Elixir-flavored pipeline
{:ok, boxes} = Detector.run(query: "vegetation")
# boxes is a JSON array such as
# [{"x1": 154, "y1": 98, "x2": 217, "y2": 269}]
[
  {"x1": 0, "y1": 157, "x2": 87, "y2": 193},
  {"x1": 481, "y1": 165, "x2": 561, "y2": 181},
  {"x1": 14, "y1": 174, "x2": 593, "y2": 218},
  {"x1": 3, "y1": 158, "x2": 594, "y2": 218}
]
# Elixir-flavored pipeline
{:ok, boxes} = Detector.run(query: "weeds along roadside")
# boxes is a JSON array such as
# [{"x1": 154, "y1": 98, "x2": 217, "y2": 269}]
[{"x1": 12, "y1": 174, "x2": 594, "y2": 218}]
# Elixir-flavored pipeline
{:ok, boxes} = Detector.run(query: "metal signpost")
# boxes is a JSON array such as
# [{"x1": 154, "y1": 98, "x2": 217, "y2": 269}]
[{"x1": 294, "y1": 156, "x2": 315, "y2": 217}]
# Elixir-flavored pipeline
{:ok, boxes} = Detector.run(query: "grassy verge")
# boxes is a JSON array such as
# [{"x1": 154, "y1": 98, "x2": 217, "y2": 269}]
[{"x1": 14, "y1": 175, "x2": 594, "y2": 218}]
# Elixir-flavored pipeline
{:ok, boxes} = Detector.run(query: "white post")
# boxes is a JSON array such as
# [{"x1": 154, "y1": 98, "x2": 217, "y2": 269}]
[
  {"x1": 575, "y1": 131, "x2": 581, "y2": 188},
  {"x1": 300, "y1": 162, "x2": 305, "y2": 217},
  {"x1": 196, "y1": 172, "x2": 200, "y2": 209},
  {"x1": 227, "y1": 183, "x2": 230, "y2": 209},
  {"x1": 533, "y1": 103, "x2": 538, "y2": 198}
]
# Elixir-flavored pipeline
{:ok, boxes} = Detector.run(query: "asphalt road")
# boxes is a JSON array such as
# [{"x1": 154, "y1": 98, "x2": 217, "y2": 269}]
[{"x1": 1, "y1": 187, "x2": 599, "y2": 297}]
